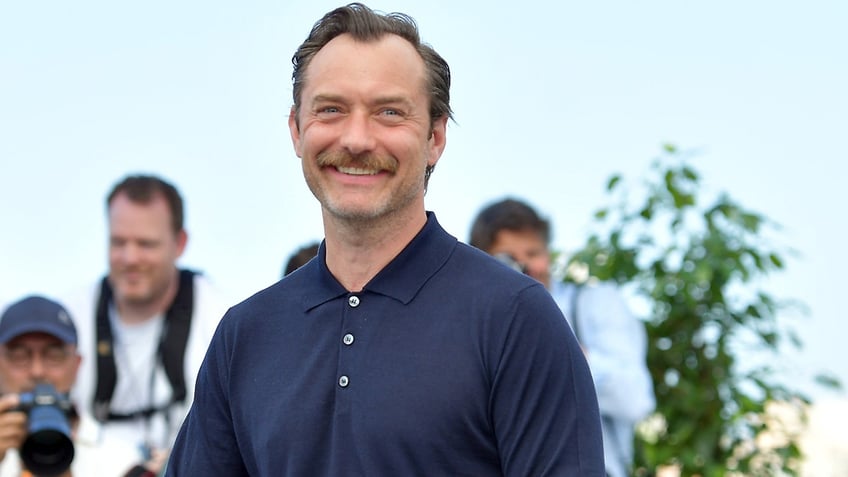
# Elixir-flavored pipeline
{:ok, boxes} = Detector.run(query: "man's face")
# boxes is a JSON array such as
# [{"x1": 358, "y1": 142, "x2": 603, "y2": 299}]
[
  {"x1": 0, "y1": 333, "x2": 80, "y2": 394},
  {"x1": 108, "y1": 192, "x2": 186, "y2": 309},
  {"x1": 489, "y1": 228, "x2": 552, "y2": 289},
  {"x1": 289, "y1": 33, "x2": 447, "y2": 222}
]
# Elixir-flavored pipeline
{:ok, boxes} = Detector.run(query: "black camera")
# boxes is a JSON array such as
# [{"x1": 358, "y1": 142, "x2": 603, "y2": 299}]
[{"x1": 13, "y1": 382, "x2": 75, "y2": 476}]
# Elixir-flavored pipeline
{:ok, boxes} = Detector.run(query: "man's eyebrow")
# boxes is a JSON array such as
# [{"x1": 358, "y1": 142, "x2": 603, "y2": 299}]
[
  {"x1": 371, "y1": 96, "x2": 414, "y2": 109},
  {"x1": 309, "y1": 94, "x2": 414, "y2": 107},
  {"x1": 311, "y1": 94, "x2": 345, "y2": 104}
]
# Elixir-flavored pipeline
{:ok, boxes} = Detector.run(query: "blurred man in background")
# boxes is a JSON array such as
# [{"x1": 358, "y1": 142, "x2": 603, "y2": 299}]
[
  {"x1": 470, "y1": 197, "x2": 655, "y2": 477},
  {"x1": 61, "y1": 174, "x2": 229, "y2": 467}
]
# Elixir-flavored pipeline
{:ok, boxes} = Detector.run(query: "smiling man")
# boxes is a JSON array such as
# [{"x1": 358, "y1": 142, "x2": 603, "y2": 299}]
[{"x1": 167, "y1": 4, "x2": 604, "y2": 476}]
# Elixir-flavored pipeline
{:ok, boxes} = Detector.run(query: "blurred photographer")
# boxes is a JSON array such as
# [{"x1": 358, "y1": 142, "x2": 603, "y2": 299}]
[{"x1": 0, "y1": 296, "x2": 158, "y2": 477}]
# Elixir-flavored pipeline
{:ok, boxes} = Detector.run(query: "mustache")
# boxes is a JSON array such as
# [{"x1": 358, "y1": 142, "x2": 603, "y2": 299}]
[{"x1": 316, "y1": 151, "x2": 397, "y2": 173}]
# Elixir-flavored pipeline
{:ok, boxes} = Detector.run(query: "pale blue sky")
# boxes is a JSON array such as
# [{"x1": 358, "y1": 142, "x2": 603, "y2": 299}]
[{"x1": 1, "y1": 0, "x2": 845, "y2": 400}]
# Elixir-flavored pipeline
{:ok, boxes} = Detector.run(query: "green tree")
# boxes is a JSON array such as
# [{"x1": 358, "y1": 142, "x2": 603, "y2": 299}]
[{"x1": 565, "y1": 145, "x2": 836, "y2": 476}]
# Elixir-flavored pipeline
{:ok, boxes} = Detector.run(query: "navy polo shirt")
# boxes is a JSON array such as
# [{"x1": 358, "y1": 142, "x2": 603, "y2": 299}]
[{"x1": 168, "y1": 213, "x2": 604, "y2": 476}]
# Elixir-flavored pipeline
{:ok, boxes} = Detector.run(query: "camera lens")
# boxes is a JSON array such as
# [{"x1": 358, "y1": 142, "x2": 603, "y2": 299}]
[
  {"x1": 21, "y1": 428, "x2": 74, "y2": 476},
  {"x1": 18, "y1": 384, "x2": 75, "y2": 476}
]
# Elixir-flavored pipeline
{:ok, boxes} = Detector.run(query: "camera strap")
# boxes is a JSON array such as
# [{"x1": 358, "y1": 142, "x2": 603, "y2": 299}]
[{"x1": 93, "y1": 269, "x2": 195, "y2": 423}]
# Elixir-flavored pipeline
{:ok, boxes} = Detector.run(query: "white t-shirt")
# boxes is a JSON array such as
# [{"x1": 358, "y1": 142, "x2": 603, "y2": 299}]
[{"x1": 62, "y1": 273, "x2": 231, "y2": 452}]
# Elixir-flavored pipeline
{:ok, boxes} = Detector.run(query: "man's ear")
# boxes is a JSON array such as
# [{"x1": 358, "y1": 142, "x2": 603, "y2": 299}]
[
  {"x1": 427, "y1": 115, "x2": 448, "y2": 168},
  {"x1": 175, "y1": 229, "x2": 188, "y2": 258},
  {"x1": 289, "y1": 107, "x2": 303, "y2": 158}
]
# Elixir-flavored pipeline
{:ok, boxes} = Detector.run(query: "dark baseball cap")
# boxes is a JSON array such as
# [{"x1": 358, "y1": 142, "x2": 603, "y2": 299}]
[{"x1": 0, "y1": 295, "x2": 77, "y2": 345}]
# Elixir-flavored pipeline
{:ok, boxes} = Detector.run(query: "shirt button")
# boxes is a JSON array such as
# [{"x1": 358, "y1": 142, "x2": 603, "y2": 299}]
[
  {"x1": 343, "y1": 333, "x2": 355, "y2": 346},
  {"x1": 348, "y1": 296, "x2": 360, "y2": 307},
  {"x1": 339, "y1": 375, "x2": 350, "y2": 388}
]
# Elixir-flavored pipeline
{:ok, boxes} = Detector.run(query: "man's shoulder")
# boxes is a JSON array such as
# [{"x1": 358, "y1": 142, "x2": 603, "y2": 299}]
[
  {"x1": 230, "y1": 279, "x2": 291, "y2": 313},
  {"x1": 449, "y1": 242, "x2": 517, "y2": 274},
  {"x1": 435, "y1": 243, "x2": 555, "y2": 309},
  {"x1": 188, "y1": 271, "x2": 235, "y2": 317}
]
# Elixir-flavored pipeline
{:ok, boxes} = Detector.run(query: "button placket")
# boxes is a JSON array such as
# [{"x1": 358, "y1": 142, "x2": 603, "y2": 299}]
[{"x1": 339, "y1": 294, "x2": 361, "y2": 390}]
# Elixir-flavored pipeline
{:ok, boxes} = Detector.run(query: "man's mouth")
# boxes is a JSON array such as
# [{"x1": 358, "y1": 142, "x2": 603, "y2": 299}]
[
  {"x1": 336, "y1": 166, "x2": 381, "y2": 176},
  {"x1": 317, "y1": 151, "x2": 397, "y2": 175}
]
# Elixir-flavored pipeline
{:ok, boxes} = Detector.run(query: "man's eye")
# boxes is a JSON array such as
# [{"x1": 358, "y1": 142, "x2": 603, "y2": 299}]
[
  {"x1": 44, "y1": 347, "x2": 70, "y2": 364},
  {"x1": 318, "y1": 106, "x2": 340, "y2": 114},
  {"x1": 378, "y1": 109, "x2": 405, "y2": 121},
  {"x1": 6, "y1": 349, "x2": 29, "y2": 362}
]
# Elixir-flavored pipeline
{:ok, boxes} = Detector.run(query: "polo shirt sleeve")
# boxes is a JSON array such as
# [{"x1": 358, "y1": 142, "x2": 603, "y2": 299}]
[
  {"x1": 166, "y1": 313, "x2": 248, "y2": 476},
  {"x1": 491, "y1": 283, "x2": 605, "y2": 476}
]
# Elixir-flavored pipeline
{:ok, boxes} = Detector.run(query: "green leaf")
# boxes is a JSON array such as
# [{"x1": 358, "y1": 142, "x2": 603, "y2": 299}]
[
  {"x1": 606, "y1": 175, "x2": 622, "y2": 191},
  {"x1": 814, "y1": 373, "x2": 843, "y2": 390},
  {"x1": 741, "y1": 212, "x2": 762, "y2": 232}
]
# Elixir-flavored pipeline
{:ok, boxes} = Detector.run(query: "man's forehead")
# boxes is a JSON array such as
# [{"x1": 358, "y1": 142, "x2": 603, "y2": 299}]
[
  {"x1": 109, "y1": 192, "x2": 171, "y2": 216},
  {"x1": 108, "y1": 195, "x2": 177, "y2": 236},
  {"x1": 307, "y1": 33, "x2": 425, "y2": 82}
]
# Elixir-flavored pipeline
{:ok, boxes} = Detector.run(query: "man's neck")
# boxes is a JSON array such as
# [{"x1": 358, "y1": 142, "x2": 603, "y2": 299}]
[{"x1": 324, "y1": 208, "x2": 427, "y2": 292}]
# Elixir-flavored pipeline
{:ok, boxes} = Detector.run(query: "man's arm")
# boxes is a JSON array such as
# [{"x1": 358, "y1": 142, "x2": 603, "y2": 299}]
[
  {"x1": 492, "y1": 284, "x2": 605, "y2": 476},
  {"x1": 165, "y1": 319, "x2": 248, "y2": 476}
]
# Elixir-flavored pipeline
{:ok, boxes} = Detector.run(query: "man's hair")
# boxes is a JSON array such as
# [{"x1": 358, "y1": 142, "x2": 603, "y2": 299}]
[
  {"x1": 106, "y1": 174, "x2": 185, "y2": 234},
  {"x1": 469, "y1": 198, "x2": 551, "y2": 252},
  {"x1": 283, "y1": 241, "x2": 321, "y2": 277},
  {"x1": 291, "y1": 3, "x2": 453, "y2": 125}
]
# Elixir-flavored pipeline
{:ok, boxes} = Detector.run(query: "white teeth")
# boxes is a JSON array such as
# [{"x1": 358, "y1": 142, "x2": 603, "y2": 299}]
[{"x1": 336, "y1": 166, "x2": 379, "y2": 176}]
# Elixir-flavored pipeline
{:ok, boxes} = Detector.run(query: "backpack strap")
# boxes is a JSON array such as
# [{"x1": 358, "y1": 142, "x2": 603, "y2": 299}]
[
  {"x1": 93, "y1": 270, "x2": 195, "y2": 422},
  {"x1": 159, "y1": 269, "x2": 194, "y2": 404},
  {"x1": 94, "y1": 278, "x2": 117, "y2": 421}
]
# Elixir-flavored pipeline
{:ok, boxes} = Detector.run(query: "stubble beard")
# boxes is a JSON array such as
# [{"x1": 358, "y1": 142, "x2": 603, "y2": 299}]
[
  {"x1": 111, "y1": 267, "x2": 174, "y2": 311},
  {"x1": 306, "y1": 150, "x2": 423, "y2": 223}
]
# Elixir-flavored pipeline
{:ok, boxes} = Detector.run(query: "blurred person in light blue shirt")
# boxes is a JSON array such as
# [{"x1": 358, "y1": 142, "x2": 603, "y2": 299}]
[{"x1": 470, "y1": 197, "x2": 655, "y2": 477}]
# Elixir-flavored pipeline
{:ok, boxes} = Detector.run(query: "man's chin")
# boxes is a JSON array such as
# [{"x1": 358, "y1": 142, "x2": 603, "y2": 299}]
[{"x1": 114, "y1": 289, "x2": 154, "y2": 307}]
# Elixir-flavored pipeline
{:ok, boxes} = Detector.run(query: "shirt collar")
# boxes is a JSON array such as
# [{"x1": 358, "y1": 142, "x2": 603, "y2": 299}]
[{"x1": 300, "y1": 212, "x2": 457, "y2": 310}]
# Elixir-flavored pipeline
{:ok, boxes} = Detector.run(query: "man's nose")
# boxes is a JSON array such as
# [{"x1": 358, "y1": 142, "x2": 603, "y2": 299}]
[
  {"x1": 116, "y1": 243, "x2": 142, "y2": 263},
  {"x1": 339, "y1": 112, "x2": 377, "y2": 155},
  {"x1": 29, "y1": 354, "x2": 46, "y2": 379}
]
